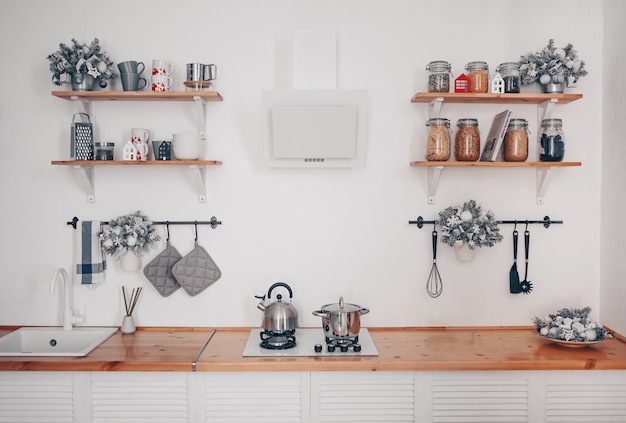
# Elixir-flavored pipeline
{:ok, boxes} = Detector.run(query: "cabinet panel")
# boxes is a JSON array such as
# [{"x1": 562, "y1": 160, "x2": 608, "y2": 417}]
[
  {"x1": 431, "y1": 371, "x2": 529, "y2": 423},
  {"x1": 203, "y1": 372, "x2": 308, "y2": 423},
  {"x1": 0, "y1": 372, "x2": 74, "y2": 423},
  {"x1": 90, "y1": 372, "x2": 188, "y2": 423},
  {"x1": 312, "y1": 371, "x2": 416, "y2": 423},
  {"x1": 545, "y1": 370, "x2": 626, "y2": 422}
]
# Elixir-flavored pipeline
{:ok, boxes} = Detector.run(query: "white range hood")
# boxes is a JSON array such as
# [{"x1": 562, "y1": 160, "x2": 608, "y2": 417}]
[{"x1": 263, "y1": 30, "x2": 368, "y2": 168}]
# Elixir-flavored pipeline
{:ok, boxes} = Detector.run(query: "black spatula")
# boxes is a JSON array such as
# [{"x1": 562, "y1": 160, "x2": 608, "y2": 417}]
[{"x1": 509, "y1": 229, "x2": 522, "y2": 294}]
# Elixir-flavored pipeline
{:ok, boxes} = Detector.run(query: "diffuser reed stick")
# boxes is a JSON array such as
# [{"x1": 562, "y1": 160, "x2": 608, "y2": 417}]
[{"x1": 122, "y1": 286, "x2": 142, "y2": 316}]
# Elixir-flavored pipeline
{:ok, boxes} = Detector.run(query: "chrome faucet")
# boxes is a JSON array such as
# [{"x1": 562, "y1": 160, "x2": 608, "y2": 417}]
[{"x1": 49, "y1": 268, "x2": 84, "y2": 330}]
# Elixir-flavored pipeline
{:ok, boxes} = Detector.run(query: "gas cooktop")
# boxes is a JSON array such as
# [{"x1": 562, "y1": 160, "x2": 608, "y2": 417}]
[{"x1": 242, "y1": 328, "x2": 379, "y2": 357}]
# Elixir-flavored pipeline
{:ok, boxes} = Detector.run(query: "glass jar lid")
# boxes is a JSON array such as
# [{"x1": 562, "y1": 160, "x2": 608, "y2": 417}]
[
  {"x1": 508, "y1": 118, "x2": 529, "y2": 129},
  {"x1": 426, "y1": 60, "x2": 451, "y2": 72},
  {"x1": 426, "y1": 118, "x2": 450, "y2": 127},
  {"x1": 94, "y1": 142, "x2": 115, "y2": 147},
  {"x1": 541, "y1": 118, "x2": 563, "y2": 127},
  {"x1": 465, "y1": 61, "x2": 489, "y2": 71},
  {"x1": 456, "y1": 118, "x2": 479, "y2": 127},
  {"x1": 496, "y1": 62, "x2": 520, "y2": 72}
]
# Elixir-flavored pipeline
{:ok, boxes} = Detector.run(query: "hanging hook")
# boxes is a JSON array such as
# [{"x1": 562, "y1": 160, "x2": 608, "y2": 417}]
[
  {"x1": 166, "y1": 221, "x2": 171, "y2": 243},
  {"x1": 513, "y1": 220, "x2": 518, "y2": 231},
  {"x1": 194, "y1": 220, "x2": 199, "y2": 243},
  {"x1": 525, "y1": 220, "x2": 529, "y2": 232}
]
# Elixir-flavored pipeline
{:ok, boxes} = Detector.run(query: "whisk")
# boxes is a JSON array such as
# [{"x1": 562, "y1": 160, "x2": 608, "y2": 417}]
[{"x1": 427, "y1": 229, "x2": 443, "y2": 298}]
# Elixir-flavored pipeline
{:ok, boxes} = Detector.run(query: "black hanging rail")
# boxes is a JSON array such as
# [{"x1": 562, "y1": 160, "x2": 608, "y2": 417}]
[
  {"x1": 409, "y1": 215, "x2": 562, "y2": 229},
  {"x1": 67, "y1": 216, "x2": 222, "y2": 230}
]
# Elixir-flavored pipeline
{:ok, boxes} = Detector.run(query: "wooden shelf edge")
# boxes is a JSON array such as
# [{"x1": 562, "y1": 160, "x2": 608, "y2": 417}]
[
  {"x1": 51, "y1": 160, "x2": 223, "y2": 166},
  {"x1": 51, "y1": 91, "x2": 223, "y2": 101},
  {"x1": 410, "y1": 92, "x2": 583, "y2": 104},
  {"x1": 410, "y1": 161, "x2": 582, "y2": 167}
]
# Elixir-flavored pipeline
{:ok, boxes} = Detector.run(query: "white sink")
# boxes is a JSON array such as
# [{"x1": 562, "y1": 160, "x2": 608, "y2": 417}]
[{"x1": 0, "y1": 327, "x2": 118, "y2": 357}]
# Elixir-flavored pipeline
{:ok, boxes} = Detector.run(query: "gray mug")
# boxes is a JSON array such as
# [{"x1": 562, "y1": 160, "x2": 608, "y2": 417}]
[
  {"x1": 117, "y1": 60, "x2": 145, "y2": 74},
  {"x1": 120, "y1": 72, "x2": 147, "y2": 91},
  {"x1": 186, "y1": 63, "x2": 203, "y2": 81}
]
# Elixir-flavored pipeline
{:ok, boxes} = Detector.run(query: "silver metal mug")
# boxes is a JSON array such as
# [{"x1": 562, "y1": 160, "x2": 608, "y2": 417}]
[
  {"x1": 203, "y1": 64, "x2": 217, "y2": 81},
  {"x1": 186, "y1": 63, "x2": 204, "y2": 81}
]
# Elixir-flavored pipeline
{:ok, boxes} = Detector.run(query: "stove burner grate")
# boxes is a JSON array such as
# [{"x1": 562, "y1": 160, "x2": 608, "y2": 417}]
[
  {"x1": 321, "y1": 335, "x2": 362, "y2": 353},
  {"x1": 259, "y1": 329, "x2": 297, "y2": 350}
]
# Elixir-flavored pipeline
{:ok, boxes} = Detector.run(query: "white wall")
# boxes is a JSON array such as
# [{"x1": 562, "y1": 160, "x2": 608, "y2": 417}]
[
  {"x1": 601, "y1": 0, "x2": 626, "y2": 336},
  {"x1": 0, "y1": 0, "x2": 608, "y2": 330}
]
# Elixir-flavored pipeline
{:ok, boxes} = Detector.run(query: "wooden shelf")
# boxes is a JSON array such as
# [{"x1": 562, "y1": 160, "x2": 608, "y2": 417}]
[
  {"x1": 51, "y1": 160, "x2": 222, "y2": 166},
  {"x1": 411, "y1": 93, "x2": 583, "y2": 204},
  {"x1": 411, "y1": 92, "x2": 583, "y2": 104},
  {"x1": 51, "y1": 90, "x2": 223, "y2": 102},
  {"x1": 410, "y1": 161, "x2": 581, "y2": 168}
]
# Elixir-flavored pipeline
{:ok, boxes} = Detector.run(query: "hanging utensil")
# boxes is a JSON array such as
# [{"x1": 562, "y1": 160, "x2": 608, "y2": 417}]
[
  {"x1": 520, "y1": 224, "x2": 533, "y2": 294},
  {"x1": 426, "y1": 227, "x2": 443, "y2": 298},
  {"x1": 509, "y1": 223, "x2": 522, "y2": 294}
]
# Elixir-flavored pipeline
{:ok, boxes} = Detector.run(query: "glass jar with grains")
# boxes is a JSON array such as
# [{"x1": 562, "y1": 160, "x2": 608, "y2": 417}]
[
  {"x1": 504, "y1": 118, "x2": 529, "y2": 162},
  {"x1": 496, "y1": 62, "x2": 521, "y2": 93},
  {"x1": 454, "y1": 118, "x2": 480, "y2": 161},
  {"x1": 539, "y1": 118, "x2": 565, "y2": 162},
  {"x1": 425, "y1": 118, "x2": 451, "y2": 161},
  {"x1": 426, "y1": 60, "x2": 452, "y2": 93},
  {"x1": 465, "y1": 61, "x2": 489, "y2": 93}
]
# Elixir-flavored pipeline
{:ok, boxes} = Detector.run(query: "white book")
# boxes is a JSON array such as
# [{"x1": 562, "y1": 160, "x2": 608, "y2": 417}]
[{"x1": 480, "y1": 110, "x2": 512, "y2": 162}]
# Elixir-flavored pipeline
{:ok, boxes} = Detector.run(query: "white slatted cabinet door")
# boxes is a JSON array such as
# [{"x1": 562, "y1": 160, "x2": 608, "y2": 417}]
[
  {"x1": 431, "y1": 371, "x2": 530, "y2": 423},
  {"x1": 90, "y1": 372, "x2": 188, "y2": 423},
  {"x1": 0, "y1": 371, "x2": 74, "y2": 423},
  {"x1": 311, "y1": 371, "x2": 417, "y2": 423},
  {"x1": 545, "y1": 370, "x2": 626, "y2": 422},
  {"x1": 203, "y1": 371, "x2": 309, "y2": 423}
]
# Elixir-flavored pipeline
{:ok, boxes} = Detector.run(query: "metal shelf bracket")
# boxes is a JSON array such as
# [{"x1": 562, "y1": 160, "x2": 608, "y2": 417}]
[
  {"x1": 189, "y1": 164, "x2": 207, "y2": 203},
  {"x1": 193, "y1": 96, "x2": 207, "y2": 140},
  {"x1": 428, "y1": 97, "x2": 444, "y2": 119},
  {"x1": 70, "y1": 96, "x2": 92, "y2": 117},
  {"x1": 427, "y1": 165, "x2": 444, "y2": 204},
  {"x1": 538, "y1": 97, "x2": 558, "y2": 122},
  {"x1": 72, "y1": 164, "x2": 95, "y2": 203},
  {"x1": 536, "y1": 166, "x2": 555, "y2": 205}
]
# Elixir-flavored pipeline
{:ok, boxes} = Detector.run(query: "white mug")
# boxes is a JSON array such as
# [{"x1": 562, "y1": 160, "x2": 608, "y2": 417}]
[
  {"x1": 151, "y1": 59, "x2": 174, "y2": 76},
  {"x1": 172, "y1": 132, "x2": 202, "y2": 160},
  {"x1": 131, "y1": 128, "x2": 150, "y2": 161},
  {"x1": 151, "y1": 74, "x2": 173, "y2": 92}
]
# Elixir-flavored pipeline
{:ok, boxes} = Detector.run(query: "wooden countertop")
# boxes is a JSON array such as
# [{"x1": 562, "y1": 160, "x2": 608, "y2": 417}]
[{"x1": 1, "y1": 326, "x2": 626, "y2": 372}]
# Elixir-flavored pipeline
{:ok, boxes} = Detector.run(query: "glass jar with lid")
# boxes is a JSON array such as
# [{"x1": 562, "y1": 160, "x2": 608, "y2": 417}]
[
  {"x1": 426, "y1": 60, "x2": 451, "y2": 93},
  {"x1": 94, "y1": 142, "x2": 115, "y2": 160},
  {"x1": 503, "y1": 118, "x2": 529, "y2": 162},
  {"x1": 496, "y1": 62, "x2": 521, "y2": 93},
  {"x1": 425, "y1": 118, "x2": 451, "y2": 161},
  {"x1": 454, "y1": 118, "x2": 480, "y2": 161},
  {"x1": 539, "y1": 118, "x2": 565, "y2": 162},
  {"x1": 465, "y1": 61, "x2": 489, "y2": 93}
]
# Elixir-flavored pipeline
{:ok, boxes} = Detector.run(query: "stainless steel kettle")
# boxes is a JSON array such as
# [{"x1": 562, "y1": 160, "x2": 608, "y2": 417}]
[{"x1": 255, "y1": 282, "x2": 298, "y2": 332}]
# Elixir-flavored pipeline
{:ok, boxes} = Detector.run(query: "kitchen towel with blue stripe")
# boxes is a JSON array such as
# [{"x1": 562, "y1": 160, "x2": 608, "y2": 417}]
[{"x1": 74, "y1": 220, "x2": 106, "y2": 285}]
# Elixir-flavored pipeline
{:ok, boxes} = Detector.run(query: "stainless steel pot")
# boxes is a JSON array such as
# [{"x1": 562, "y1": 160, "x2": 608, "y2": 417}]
[
  {"x1": 312, "y1": 296, "x2": 369, "y2": 340},
  {"x1": 255, "y1": 282, "x2": 298, "y2": 332}
]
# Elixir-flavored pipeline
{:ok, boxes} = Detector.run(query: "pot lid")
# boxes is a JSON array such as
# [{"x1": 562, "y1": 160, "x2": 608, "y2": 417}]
[{"x1": 321, "y1": 296, "x2": 362, "y2": 312}]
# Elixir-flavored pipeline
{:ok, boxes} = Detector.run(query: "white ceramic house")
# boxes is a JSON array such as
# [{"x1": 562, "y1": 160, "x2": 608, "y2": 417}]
[
  {"x1": 122, "y1": 140, "x2": 139, "y2": 161},
  {"x1": 491, "y1": 72, "x2": 505, "y2": 93}
]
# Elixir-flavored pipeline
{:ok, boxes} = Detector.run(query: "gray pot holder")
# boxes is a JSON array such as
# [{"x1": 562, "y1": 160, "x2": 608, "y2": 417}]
[
  {"x1": 172, "y1": 242, "x2": 221, "y2": 296},
  {"x1": 143, "y1": 243, "x2": 183, "y2": 297}
]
